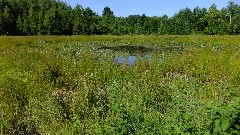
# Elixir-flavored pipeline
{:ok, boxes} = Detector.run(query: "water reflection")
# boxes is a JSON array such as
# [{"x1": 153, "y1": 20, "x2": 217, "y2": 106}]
[
  {"x1": 99, "y1": 45, "x2": 183, "y2": 65},
  {"x1": 114, "y1": 54, "x2": 151, "y2": 65}
]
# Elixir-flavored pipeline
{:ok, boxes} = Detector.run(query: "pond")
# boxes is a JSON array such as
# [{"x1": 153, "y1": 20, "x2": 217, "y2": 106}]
[
  {"x1": 114, "y1": 54, "x2": 152, "y2": 65},
  {"x1": 99, "y1": 45, "x2": 183, "y2": 65}
]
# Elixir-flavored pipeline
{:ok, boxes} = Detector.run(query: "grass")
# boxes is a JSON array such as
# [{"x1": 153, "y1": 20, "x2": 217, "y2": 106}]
[{"x1": 0, "y1": 35, "x2": 240, "y2": 134}]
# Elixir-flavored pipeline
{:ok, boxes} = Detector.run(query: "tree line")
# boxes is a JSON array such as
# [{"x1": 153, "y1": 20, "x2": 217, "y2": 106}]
[{"x1": 0, "y1": 0, "x2": 240, "y2": 35}]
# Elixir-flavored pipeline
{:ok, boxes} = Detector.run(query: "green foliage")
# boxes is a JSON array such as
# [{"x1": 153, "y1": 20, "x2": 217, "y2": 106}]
[
  {"x1": 1, "y1": 36, "x2": 240, "y2": 134},
  {"x1": 0, "y1": 0, "x2": 240, "y2": 35},
  {"x1": 101, "y1": 7, "x2": 115, "y2": 34},
  {"x1": 73, "y1": 5, "x2": 84, "y2": 35},
  {"x1": 2, "y1": 5, "x2": 13, "y2": 35}
]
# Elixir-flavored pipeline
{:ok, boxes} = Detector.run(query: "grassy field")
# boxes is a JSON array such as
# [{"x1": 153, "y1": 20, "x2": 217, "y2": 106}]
[{"x1": 0, "y1": 35, "x2": 240, "y2": 134}]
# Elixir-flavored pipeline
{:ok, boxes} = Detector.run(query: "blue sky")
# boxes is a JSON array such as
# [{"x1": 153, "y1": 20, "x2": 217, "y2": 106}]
[{"x1": 64, "y1": 0, "x2": 239, "y2": 17}]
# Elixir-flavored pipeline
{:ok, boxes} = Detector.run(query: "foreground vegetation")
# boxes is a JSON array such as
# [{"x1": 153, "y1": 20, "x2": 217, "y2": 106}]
[
  {"x1": 0, "y1": 35, "x2": 240, "y2": 134},
  {"x1": 0, "y1": 0, "x2": 240, "y2": 35}
]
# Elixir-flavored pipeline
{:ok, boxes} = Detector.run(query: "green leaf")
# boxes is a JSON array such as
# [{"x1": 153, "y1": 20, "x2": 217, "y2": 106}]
[
  {"x1": 220, "y1": 118, "x2": 230, "y2": 132},
  {"x1": 213, "y1": 119, "x2": 220, "y2": 135}
]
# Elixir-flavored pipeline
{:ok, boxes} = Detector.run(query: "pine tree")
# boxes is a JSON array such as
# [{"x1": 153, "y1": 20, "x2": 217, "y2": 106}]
[
  {"x1": 73, "y1": 5, "x2": 84, "y2": 35},
  {"x1": 2, "y1": 5, "x2": 13, "y2": 35}
]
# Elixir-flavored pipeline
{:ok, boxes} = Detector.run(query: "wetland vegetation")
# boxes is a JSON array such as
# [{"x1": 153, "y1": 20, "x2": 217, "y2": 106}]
[
  {"x1": 1, "y1": 0, "x2": 240, "y2": 36},
  {"x1": 0, "y1": 35, "x2": 240, "y2": 134},
  {"x1": 1, "y1": 0, "x2": 240, "y2": 134}
]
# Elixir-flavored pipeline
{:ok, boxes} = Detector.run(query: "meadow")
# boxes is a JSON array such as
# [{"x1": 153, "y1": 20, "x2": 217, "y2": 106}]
[{"x1": 0, "y1": 35, "x2": 240, "y2": 134}]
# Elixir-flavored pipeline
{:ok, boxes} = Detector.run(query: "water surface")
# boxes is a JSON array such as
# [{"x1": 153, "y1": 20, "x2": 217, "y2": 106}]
[{"x1": 99, "y1": 45, "x2": 183, "y2": 65}]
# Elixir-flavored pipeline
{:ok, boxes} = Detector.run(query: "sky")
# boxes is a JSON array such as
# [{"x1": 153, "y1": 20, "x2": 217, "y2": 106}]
[{"x1": 64, "y1": 0, "x2": 240, "y2": 17}]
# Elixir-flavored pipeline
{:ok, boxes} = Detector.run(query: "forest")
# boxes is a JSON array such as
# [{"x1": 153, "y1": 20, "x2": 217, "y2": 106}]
[
  {"x1": 0, "y1": 0, "x2": 240, "y2": 36},
  {"x1": 1, "y1": 1, "x2": 240, "y2": 134}
]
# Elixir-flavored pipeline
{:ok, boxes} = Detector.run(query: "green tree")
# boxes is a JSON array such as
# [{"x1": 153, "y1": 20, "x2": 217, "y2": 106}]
[
  {"x1": 0, "y1": 11, "x2": 3, "y2": 35},
  {"x1": 158, "y1": 15, "x2": 170, "y2": 35},
  {"x1": 82, "y1": 7, "x2": 97, "y2": 35},
  {"x1": 204, "y1": 4, "x2": 222, "y2": 35},
  {"x1": 149, "y1": 17, "x2": 160, "y2": 34},
  {"x1": 43, "y1": 4, "x2": 59, "y2": 35},
  {"x1": 1, "y1": 0, "x2": 240, "y2": 36},
  {"x1": 16, "y1": 15, "x2": 23, "y2": 35},
  {"x1": 143, "y1": 16, "x2": 150, "y2": 34},
  {"x1": 101, "y1": 6, "x2": 115, "y2": 34},
  {"x1": 28, "y1": 6, "x2": 38, "y2": 35},
  {"x1": 114, "y1": 17, "x2": 124, "y2": 35},
  {"x1": 37, "y1": 3, "x2": 45, "y2": 35},
  {"x1": 126, "y1": 15, "x2": 138, "y2": 34},
  {"x1": 116, "y1": 17, "x2": 128, "y2": 35},
  {"x1": 192, "y1": 7, "x2": 207, "y2": 34},
  {"x1": 73, "y1": 4, "x2": 84, "y2": 35},
  {"x1": 226, "y1": 1, "x2": 240, "y2": 34},
  {"x1": 2, "y1": 5, "x2": 13, "y2": 35},
  {"x1": 56, "y1": 1, "x2": 73, "y2": 35},
  {"x1": 171, "y1": 8, "x2": 193, "y2": 35},
  {"x1": 90, "y1": 14, "x2": 101, "y2": 35}
]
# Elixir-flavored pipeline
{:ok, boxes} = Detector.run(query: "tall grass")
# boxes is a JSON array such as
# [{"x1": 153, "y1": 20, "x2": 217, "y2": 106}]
[
  {"x1": 1, "y1": 35, "x2": 240, "y2": 47},
  {"x1": 0, "y1": 36, "x2": 239, "y2": 134}
]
